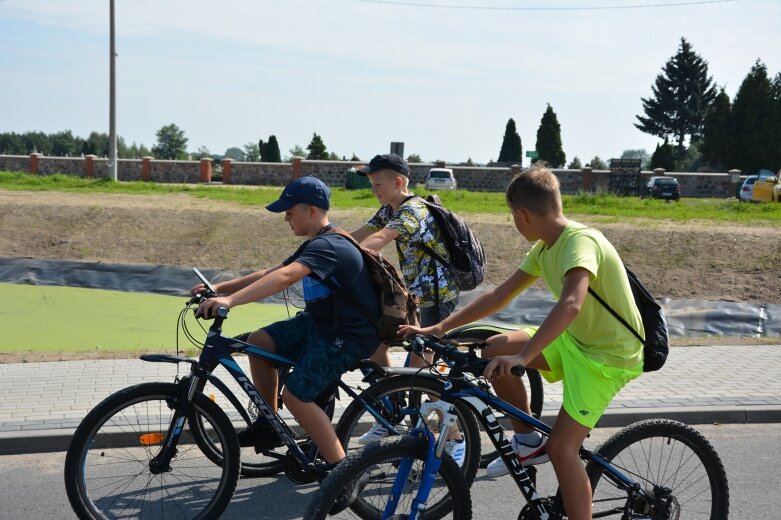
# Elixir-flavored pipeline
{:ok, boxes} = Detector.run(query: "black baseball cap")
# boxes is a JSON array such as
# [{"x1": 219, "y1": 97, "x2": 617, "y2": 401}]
[
  {"x1": 355, "y1": 153, "x2": 410, "y2": 177},
  {"x1": 265, "y1": 176, "x2": 331, "y2": 212}
]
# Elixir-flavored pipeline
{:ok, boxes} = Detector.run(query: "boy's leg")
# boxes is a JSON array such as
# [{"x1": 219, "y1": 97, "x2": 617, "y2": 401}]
[
  {"x1": 283, "y1": 389, "x2": 345, "y2": 463},
  {"x1": 246, "y1": 329, "x2": 279, "y2": 411},
  {"x1": 368, "y1": 342, "x2": 392, "y2": 367},
  {"x1": 546, "y1": 409, "x2": 592, "y2": 520}
]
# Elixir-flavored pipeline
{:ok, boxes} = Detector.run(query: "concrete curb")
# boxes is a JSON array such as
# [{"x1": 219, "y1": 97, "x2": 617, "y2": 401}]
[{"x1": 4, "y1": 405, "x2": 780, "y2": 456}]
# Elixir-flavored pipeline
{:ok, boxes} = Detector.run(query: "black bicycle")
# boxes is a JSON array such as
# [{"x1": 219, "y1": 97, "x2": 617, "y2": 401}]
[
  {"x1": 307, "y1": 334, "x2": 730, "y2": 519},
  {"x1": 62, "y1": 269, "x2": 482, "y2": 520}
]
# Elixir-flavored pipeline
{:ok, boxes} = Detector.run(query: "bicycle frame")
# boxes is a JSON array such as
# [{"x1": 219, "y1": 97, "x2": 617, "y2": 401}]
[{"x1": 390, "y1": 361, "x2": 649, "y2": 520}]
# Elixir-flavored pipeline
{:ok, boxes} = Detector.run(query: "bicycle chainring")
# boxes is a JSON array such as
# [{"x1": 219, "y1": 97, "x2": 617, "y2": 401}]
[{"x1": 517, "y1": 498, "x2": 553, "y2": 520}]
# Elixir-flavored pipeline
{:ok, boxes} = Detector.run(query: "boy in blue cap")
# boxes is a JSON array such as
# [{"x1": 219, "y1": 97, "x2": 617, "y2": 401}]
[{"x1": 194, "y1": 176, "x2": 380, "y2": 465}]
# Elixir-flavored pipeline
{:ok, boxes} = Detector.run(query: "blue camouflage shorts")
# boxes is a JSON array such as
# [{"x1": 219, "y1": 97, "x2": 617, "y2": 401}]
[{"x1": 262, "y1": 312, "x2": 359, "y2": 403}]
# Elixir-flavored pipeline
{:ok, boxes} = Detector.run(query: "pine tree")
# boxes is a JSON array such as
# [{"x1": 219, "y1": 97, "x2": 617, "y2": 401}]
[
  {"x1": 730, "y1": 60, "x2": 775, "y2": 173},
  {"x1": 306, "y1": 133, "x2": 328, "y2": 160},
  {"x1": 650, "y1": 139, "x2": 676, "y2": 171},
  {"x1": 700, "y1": 88, "x2": 733, "y2": 171},
  {"x1": 635, "y1": 38, "x2": 717, "y2": 147},
  {"x1": 535, "y1": 104, "x2": 566, "y2": 167},
  {"x1": 588, "y1": 156, "x2": 607, "y2": 170},
  {"x1": 568, "y1": 157, "x2": 582, "y2": 169},
  {"x1": 263, "y1": 135, "x2": 281, "y2": 162},
  {"x1": 498, "y1": 118, "x2": 522, "y2": 163}
]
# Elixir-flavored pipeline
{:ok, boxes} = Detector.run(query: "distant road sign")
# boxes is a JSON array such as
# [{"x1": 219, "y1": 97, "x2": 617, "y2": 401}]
[{"x1": 525, "y1": 150, "x2": 539, "y2": 158}]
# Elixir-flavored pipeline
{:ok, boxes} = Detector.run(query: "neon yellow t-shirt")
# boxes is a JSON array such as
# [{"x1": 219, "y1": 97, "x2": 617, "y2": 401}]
[{"x1": 520, "y1": 221, "x2": 643, "y2": 369}]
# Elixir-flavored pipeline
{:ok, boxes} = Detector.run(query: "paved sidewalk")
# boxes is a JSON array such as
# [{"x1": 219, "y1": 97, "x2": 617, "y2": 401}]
[{"x1": 1, "y1": 345, "x2": 780, "y2": 454}]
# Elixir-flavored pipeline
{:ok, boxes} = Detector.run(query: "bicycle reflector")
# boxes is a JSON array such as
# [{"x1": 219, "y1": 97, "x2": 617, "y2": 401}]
[{"x1": 138, "y1": 432, "x2": 165, "y2": 445}]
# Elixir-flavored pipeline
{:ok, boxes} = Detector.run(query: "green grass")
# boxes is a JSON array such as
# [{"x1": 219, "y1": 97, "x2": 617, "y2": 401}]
[
  {"x1": 2, "y1": 170, "x2": 781, "y2": 223},
  {"x1": 1, "y1": 283, "x2": 294, "y2": 353}
]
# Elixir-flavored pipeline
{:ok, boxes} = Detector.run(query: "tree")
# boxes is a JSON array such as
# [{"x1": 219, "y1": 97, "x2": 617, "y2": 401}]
[
  {"x1": 224, "y1": 147, "x2": 245, "y2": 161},
  {"x1": 635, "y1": 38, "x2": 717, "y2": 147},
  {"x1": 587, "y1": 156, "x2": 607, "y2": 170},
  {"x1": 243, "y1": 142, "x2": 260, "y2": 162},
  {"x1": 152, "y1": 124, "x2": 188, "y2": 160},
  {"x1": 567, "y1": 157, "x2": 582, "y2": 169},
  {"x1": 306, "y1": 133, "x2": 328, "y2": 160},
  {"x1": 497, "y1": 118, "x2": 522, "y2": 163},
  {"x1": 191, "y1": 146, "x2": 212, "y2": 160},
  {"x1": 535, "y1": 104, "x2": 565, "y2": 167},
  {"x1": 406, "y1": 153, "x2": 422, "y2": 163},
  {"x1": 730, "y1": 60, "x2": 775, "y2": 173},
  {"x1": 700, "y1": 88, "x2": 733, "y2": 171},
  {"x1": 350, "y1": 153, "x2": 361, "y2": 161},
  {"x1": 650, "y1": 139, "x2": 676, "y2": 171},
  {"x1": 259, "y1": 135, "x2": 281, "y2": 162},
  {"x1": 285, "y1": 145, "x2": 307, "y2": 161}
]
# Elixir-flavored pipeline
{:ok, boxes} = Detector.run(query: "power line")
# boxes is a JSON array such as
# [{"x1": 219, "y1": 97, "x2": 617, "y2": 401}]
[{"x1": 351, "y1": 0, "x2": 738, "y2": 11}]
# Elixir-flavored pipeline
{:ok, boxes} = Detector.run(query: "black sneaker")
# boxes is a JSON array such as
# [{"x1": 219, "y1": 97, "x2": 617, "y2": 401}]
[
  {"x1": 236, "y1": 422, "x2": 283, "y2": 450},
  {"x1": 328, "y1": 471, "x2": 370, "y2": 515}
]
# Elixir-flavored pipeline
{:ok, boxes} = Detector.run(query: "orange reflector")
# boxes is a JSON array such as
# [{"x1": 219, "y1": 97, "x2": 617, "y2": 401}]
[
  {"x1": 209, "y1": 394, "x2": 216, "y2": 401},
  {"x1": 138, "y1": 432, "x2": 165, "y2": 445}
]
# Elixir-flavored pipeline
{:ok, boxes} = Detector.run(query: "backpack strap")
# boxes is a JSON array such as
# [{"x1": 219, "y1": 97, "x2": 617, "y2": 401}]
[{"x1": 587, "y1": 285, "x2": 646, "y2": 346}]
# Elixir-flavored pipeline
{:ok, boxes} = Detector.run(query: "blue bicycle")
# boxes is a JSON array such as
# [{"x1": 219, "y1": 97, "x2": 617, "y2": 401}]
[
  {"x1": 307, "y1": 334, "x2": 730, "y2": 519},
  {"x1": 62, "y1": 270, "x2": 482, "y2": 520}
]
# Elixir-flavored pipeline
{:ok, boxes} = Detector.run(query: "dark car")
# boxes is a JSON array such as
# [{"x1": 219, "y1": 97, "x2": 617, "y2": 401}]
[{"x1": 645, "y1": 176, "x2": 681, "y2": 201}]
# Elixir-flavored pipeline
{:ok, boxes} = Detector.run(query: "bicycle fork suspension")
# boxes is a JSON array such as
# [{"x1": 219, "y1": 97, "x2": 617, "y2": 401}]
[{"x1": 149, "y1": 372, "x2": 201, "y2": 473}]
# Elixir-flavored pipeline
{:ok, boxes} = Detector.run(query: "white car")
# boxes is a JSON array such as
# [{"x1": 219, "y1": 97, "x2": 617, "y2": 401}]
[
  {"x1": 739, "y1": 175, "x2": 758, "y2": 201},
  {"x1": 425, "y1": 168, "x2": 457, "y2": 190}
]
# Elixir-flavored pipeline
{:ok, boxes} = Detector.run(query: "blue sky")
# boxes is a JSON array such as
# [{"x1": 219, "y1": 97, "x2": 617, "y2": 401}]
[{"x1": 1, "y1": 0, "x2": 778, "y2": 165}]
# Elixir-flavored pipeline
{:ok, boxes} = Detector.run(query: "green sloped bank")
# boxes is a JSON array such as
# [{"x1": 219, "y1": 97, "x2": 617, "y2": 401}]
[{"x1": 1, "y1": 283, "x2": 293, "y2": 352}]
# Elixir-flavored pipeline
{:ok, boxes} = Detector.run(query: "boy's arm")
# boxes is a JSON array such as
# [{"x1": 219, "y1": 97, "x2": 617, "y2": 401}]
[
  {"x1": 360, "y1": 227, "x2": 399, "y2": 251},
  {"x1": 400, "y1": 268, "x2": 537, "y2": 337},
  {"x1": 189, "y1": 263, "x2": 285, "y2": 296},
  {"x1": 350, "y1": 225, "x2": 374, "y2": 244},
  {"x1": 197, "y1": 262, "x2": 310, "y2": 318},
  {"x1": 485, "y1": 267, "x2": 591, "y2": 378}
]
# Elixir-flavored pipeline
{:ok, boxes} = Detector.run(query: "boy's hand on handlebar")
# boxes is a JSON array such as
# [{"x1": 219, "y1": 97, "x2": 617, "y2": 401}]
[
  {"x1": 398, "y1": 323, "x2": 442, "y2": 339},
  {"x1": 197, "y1": 296, "x2": 233, "y2": 319},
  {"x1": 483, "y1": 354, "x2": 525, "y2": 380},
  {"x1": 190, "y1": 283, "x2": 207, "y2": 297}
]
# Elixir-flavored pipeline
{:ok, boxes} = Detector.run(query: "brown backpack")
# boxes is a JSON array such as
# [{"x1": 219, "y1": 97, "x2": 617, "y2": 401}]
[{"x1": 322, "y1": 228, "x2": 419, "y2": 342}]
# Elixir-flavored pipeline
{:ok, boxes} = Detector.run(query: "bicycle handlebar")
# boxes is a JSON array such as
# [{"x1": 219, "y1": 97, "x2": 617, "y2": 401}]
[{"x1": 406, "y1": 334, "x2": 525, "y2": 378}]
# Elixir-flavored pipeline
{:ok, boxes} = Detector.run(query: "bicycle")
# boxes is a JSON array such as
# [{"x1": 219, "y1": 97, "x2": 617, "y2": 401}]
[
  {"x1": 63, "y1": 269, "x2": 481, "y2": 520},
  {"x1": 307, "y1": 334, "x2": 730, "y2": 519}
]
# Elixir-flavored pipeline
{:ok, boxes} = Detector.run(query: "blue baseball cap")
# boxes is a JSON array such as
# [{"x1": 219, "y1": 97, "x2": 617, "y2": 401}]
[{"x1": 265, "y1": 176, "x2": 331, "y2": 212}]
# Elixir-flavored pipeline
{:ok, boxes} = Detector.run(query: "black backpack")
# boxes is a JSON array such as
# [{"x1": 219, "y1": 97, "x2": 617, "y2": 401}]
[
  {"x1": 413, "y1": 194, "x2": 487, "y2": 292},
  {"x1": 588, "y1": 267, "x2": 669, "y2": 372}
]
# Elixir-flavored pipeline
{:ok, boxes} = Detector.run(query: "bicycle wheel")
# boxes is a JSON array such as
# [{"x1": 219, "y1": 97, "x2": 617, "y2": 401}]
[
  {"x1": 189, "y1": 375, "x2": 288, "y2": 478},
  {"x1": 442, "y1": 326, "x2": 545, "y2": 467},
  {"x1": 587, "y1": 419, "x2": 729, "y2": 519},
  {"x1": 335, "y1": 374, "x2": 481, "y2": 487},
  {"x1": 64, "y1": 382, "x2": 240, "y2": 520},
  {"x1": 305, "y1": 435, "x2": 472, "y2": 520}
]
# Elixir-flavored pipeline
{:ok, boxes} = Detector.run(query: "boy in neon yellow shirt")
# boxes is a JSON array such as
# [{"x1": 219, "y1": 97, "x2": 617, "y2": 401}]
[{"x1": 400, "y1": 165, "x2": 643, "y2": 520}]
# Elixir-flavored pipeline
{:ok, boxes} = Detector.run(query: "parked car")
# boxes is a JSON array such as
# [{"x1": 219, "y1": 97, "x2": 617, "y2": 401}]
[
  {"x1": 645, "y1": 176, "x2": 681, "y2": 201},
  {"x1": 739, "y1": 175, "x2": 758, "y2": 201},
  {"x1": 751, "y1": 169, "x2": 781, "y2": 203},
  {"x1": 425, "y1": 168, "x2": 457, "y2": 190}
]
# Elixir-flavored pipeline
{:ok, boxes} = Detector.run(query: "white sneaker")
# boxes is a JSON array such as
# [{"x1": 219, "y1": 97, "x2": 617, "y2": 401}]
[
  {"x1": 358, "y1": 422, "x2": 389, "y2": 445},
  {"x1": 486, "y1": 434, "x2": 549, "y2": 478},
  {"x1": 444, "y1": 438, "x2": 466, "y2": 467}
]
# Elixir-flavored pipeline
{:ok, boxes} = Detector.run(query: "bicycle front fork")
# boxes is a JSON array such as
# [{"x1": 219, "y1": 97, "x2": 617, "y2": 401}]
[{"x1": 149, "y1": 371, "x2": 203, "y2": 473}]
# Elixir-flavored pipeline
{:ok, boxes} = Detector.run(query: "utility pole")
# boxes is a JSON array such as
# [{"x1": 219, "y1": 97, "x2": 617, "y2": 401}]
[{"x1": 108, "y1": 0, "x2": 118, "y2": 181}]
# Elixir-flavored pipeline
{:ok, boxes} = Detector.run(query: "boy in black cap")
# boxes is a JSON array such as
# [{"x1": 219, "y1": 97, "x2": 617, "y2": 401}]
[
  {"x1": 193, "y1": 176, "x2": 380, "y2": 465},
  {"x1": 350, "y1": 153, "x2": 464, "y2": 462}
]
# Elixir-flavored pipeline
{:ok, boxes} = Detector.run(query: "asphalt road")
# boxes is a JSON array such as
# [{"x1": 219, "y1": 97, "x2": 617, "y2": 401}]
[{"x1": 2, "y1": 423, "x2": 778, "y2": 519}]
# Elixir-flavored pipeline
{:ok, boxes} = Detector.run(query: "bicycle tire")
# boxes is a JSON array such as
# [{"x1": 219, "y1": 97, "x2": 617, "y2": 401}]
[
  {"x1": 305, "y1": 435, "x2": 472, "y2": 520},
  {"x1": 64, "y1": 382, "x2": 240, "y2": 520},
  {"x1": 334, "y1": 374, "x2": 481, "y2": 489},
  {"x1": 442, "y1": 326, "x2": 544, "y2": 467},
  {"x1": 586, "y1": 419, "x2": 729, "y2": 520}
]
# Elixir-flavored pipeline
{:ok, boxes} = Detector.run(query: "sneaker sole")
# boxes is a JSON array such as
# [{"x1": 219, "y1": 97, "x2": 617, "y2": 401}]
[{"x1": 485, "y1": 453, "x2": 549, "y2": 478}]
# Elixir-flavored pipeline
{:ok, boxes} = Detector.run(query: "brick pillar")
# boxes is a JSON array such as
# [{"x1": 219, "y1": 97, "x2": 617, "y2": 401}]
[
  {"x1": 511, "y1": 164, "x2": 522, "y2": 176},
  {"x1": 141, "y1": 156, "x2": 153, "y2": 181},
  {"x1": 199, "y1": 158, "x2": 212, "y2": 183},
  {"x1": 29, "y1": 153, "x2": 42, "y2": 175},
  {"x1": 653, "y1": 168, "x2": 666, "y2": 177},
  {"x1": 222, "y1": 159, "x2": 233, "y2": 185},
  {"x1": 84, "y1": 155, "x2": 97, "y2": 179},
  {"x1": 291, "y1": 156, "x2": 303, "y2": 180},
  {"x1": 582, "y1": 166, "x2": 593, "y2": 192}
]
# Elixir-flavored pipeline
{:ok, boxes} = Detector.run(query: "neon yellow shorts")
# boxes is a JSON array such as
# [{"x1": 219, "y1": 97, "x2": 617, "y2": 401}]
[{"x1": 540, "y1": 330, "x2": 642, "y2": 428}]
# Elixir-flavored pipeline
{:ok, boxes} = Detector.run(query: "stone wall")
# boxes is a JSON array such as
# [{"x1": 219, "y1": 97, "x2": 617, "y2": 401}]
[{"x1": 0, "y1": 153, "x2": 740, "y2": 198}]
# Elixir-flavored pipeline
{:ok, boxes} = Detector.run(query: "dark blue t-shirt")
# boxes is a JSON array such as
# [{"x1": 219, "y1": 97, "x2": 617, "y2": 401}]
[{"x1": 284, "y1": 233, "x2": 380, "y2": 358}]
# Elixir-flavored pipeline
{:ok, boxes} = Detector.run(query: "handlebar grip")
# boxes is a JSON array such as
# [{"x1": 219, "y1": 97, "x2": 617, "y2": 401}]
[{"x1": 510, "y1": 365, "x2": 526, "y2": 377}]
